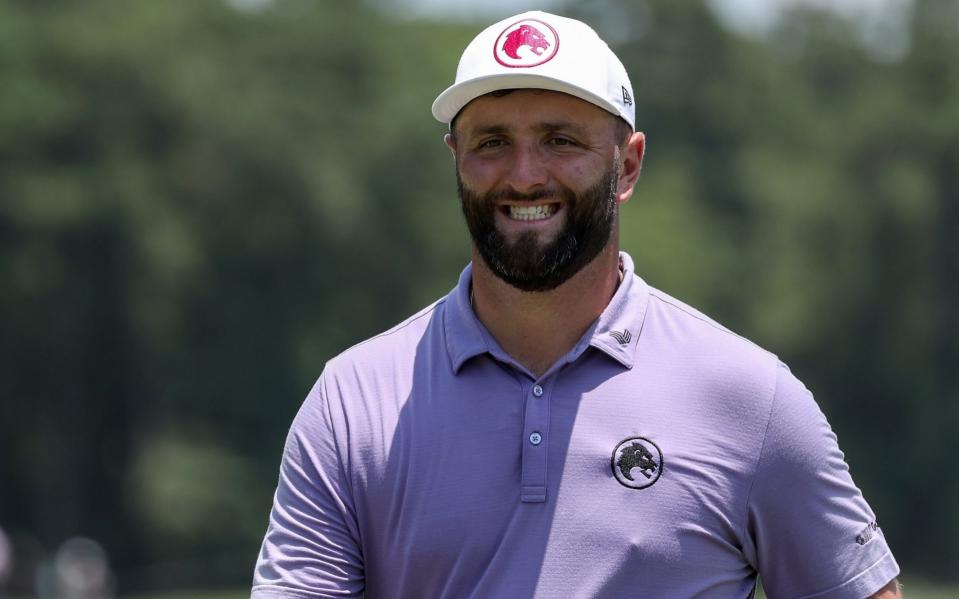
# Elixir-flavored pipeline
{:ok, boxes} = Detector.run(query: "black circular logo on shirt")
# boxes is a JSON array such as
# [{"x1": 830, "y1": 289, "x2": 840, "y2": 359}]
[{"x1": 611, "y1": 437, "x2": 663, "y2": 489}]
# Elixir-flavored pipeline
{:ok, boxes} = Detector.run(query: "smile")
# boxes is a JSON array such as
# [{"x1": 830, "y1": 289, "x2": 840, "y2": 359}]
[{"x1": 505, "y1": 203, "x2": 559, "y2": 221}]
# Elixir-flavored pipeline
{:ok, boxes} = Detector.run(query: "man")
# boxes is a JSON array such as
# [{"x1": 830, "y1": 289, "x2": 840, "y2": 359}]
[{"x1": 252, "y1": 11, "x2": 900, "y2": 598}]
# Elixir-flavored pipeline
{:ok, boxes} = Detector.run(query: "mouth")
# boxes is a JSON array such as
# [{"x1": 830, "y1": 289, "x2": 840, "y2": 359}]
[{"x1": 501, "y1": 202, "x2": 561, "y2": 222}]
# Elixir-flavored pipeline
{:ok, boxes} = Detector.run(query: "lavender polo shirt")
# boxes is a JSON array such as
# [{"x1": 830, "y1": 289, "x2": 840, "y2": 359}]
[{"x1": 252, "y1": 252, "x2": 898, "y2": 598}]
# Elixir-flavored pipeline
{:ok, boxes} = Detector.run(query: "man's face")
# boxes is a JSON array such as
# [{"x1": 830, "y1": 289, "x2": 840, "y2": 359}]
[{"x1": 449, "y1": 90, "x2": 629, "y2": 292}]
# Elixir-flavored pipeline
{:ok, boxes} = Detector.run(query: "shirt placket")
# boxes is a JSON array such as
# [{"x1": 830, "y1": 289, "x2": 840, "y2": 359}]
[{"x1": 520, "y1": 379, "x2": 550, "y2": 503}]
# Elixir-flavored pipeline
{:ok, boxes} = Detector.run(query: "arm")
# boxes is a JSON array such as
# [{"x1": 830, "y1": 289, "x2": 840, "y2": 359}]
[
  {"x1": 745, "y1": 362, "x2": 900, "y2": 599},
  {"x1": 252, "y1": 373, "x2": 365, "y2": 598},
  {"x1": 869, "y1": 579, "x2": 901, "y2": 599}
]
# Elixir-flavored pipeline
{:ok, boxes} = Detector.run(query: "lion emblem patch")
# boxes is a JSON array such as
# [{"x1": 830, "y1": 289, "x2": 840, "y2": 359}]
[
  {"x1": 494, "y1": 18, "x2": 559, "y2": 68},
  {"x1": 612, "y1": 437, "x2": 664, "y2": 489}
]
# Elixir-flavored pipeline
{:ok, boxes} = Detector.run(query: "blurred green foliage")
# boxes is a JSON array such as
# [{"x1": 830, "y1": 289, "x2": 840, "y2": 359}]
[{"x1": 0, "y1": 0, "x2": 956, "y2": 594}]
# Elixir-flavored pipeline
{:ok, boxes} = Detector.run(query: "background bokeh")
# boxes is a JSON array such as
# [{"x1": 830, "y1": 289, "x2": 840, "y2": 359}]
[{"x1": 1, "y1": 0, "x2": 957, "y2": 596}]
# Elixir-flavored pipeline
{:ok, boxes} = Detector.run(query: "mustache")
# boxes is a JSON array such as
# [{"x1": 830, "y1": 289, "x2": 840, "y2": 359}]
[
  {"x1": 454, "y1": 169, "x2": 570, "y2": 205},
  {"x1": 481, "y1": 186, "x2": 570, "y2": 204}
]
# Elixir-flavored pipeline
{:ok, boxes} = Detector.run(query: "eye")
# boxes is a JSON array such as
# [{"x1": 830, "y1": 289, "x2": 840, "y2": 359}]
[
  {"x1": 477, "y1": 137, "x2": 507, "y2": 150},
  {"x1": 547, "y1": 136, "x2": 577, "y2": 147}
]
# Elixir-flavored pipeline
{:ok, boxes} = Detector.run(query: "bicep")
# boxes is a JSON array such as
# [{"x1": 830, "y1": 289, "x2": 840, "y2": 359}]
[
  {"x1": 745, "y1": 362, "x2": 900, "y2": 599},
  {"x1": 252, "y1": 377, "x2": 364, "y2": 598}
]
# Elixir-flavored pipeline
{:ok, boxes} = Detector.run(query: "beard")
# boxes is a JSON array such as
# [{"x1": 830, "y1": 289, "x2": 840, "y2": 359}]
[{"x1": 458, "y1": 162, "x2": 620, "y2": 292}]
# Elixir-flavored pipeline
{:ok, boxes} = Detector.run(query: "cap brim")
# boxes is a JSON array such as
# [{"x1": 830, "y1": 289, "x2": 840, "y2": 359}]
[{"x1": 432, "y1": 73, "x2": 623, "y2": 126}]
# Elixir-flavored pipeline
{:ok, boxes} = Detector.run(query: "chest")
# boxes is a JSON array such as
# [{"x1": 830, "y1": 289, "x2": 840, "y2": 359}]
[{"x1": 351, "y1": 359, "x2": 765, "y2": 595}]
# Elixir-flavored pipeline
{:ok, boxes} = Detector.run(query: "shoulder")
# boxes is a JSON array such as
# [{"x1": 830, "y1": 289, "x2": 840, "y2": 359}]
[
  {"x1": 324, "y1": 296, "x2": 447, "y2": 379},
  {"x1": 645, "y1": 286, "x2": 770, "y2": 355},
  {"x1": 641, "y1": 285, "x2": 780, "y2": 401},
  {"x1": 280, "y1": 297, "x2": 450, "y2": 467},
  {"x1": 296, "y1": 296, "x2": 451, "y2": 432}
]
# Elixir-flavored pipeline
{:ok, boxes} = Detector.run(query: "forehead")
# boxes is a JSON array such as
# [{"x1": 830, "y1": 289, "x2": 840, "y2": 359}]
[{"x1": 454, "y1": 89, "x2": 614, "y2": 137}]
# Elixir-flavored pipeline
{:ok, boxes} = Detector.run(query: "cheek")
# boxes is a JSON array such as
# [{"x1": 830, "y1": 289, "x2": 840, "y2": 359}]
[
  {"x1": 457, "y1": 156, "x2": 502, "y2": 189},
  {"x1": 551, "y1": 152, "x2": 611, "y2": 186},
  {"x1": 557, "y1": 166, "x2": 603, "y2": 200}
]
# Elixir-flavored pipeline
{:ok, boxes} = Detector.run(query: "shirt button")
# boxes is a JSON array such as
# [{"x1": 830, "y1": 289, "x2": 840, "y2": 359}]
[
  {"x1": 532, "y1": 385, "x2": 544, "y2": 397},
  {"x1": 529, "y1": 432, "x2": 543, "y2": 446}
]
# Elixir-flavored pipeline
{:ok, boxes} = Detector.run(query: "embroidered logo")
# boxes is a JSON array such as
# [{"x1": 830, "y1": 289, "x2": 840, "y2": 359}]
[
  {"x1": 622, "y1": 86, "x2": 632, "y2": 106},
  {"x1": 856, "y1": 521, "x2": 880, "y2": 546},
  {"x1": 494, "y1": 19, "x2": 559, "y2": 68},
  {"x1": 612, "y1": 436, "x2": 663, "y2": 489},
  {"x1": 609, "y1": 329, "x2": 632, "y2": 346}
]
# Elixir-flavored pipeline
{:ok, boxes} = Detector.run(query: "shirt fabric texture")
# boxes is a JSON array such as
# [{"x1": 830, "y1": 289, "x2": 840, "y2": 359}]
[{"x1": 252, "y1": 252, "x2": 899, "y2": 599}]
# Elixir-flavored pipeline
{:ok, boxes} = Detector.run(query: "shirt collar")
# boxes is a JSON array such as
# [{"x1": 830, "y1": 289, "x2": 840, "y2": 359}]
[
  {"x1": 443, "y1": 262, "x2": 492, "y2": 373},
  {"x1": 443, "y1": 251, "x2": 650, "y2": 373},
  {"x1": 585, "y1": 251, "x2": 649, "y2": 369}
]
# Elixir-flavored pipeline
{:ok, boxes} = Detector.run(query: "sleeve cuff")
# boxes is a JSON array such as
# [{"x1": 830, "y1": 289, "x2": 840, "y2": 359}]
[{"x1": 797, "y1": 549, "x2": 900, "y2": 599}]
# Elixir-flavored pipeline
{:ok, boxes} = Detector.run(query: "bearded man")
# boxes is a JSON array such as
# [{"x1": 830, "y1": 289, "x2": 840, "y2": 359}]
[{"x1": 252, "y1": 11, "x2": 901, "y2": 599}]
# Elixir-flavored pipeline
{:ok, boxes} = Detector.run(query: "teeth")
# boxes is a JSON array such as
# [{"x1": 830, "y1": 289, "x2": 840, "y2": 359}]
[{"x1": 509, "y1": 204, "x2": 556, "y2": 221}]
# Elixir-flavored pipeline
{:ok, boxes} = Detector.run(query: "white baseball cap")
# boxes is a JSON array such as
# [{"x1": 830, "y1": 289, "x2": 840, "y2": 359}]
[{"x1": 432, "y1": 11, "x2": 635, "y2": 129}]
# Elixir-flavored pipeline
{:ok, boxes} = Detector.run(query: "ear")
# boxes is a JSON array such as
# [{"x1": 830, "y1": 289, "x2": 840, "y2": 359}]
[
  {"x1": 616, "y1": 131, "x2": 645, "y2": 204},
  {"x1": 443, "y1": 132, "x2": 457, "y2": 159}
]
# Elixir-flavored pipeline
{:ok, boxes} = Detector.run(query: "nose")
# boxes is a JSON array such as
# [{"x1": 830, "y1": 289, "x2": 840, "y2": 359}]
[{"x1": 503, "y1": 142, "x2": 548, "y2": 194}]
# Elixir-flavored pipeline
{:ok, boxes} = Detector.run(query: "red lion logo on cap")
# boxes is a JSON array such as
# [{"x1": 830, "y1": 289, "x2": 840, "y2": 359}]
[{"x1": 502, "y1": 24, "x2": 551, "y2": 60}]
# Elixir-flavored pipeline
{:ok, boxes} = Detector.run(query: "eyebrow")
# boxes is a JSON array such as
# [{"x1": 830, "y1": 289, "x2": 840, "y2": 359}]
[
  {"x1": 537, "y1": 121, "x2": 590, "y2": 137},
  {"x1": 465, "y1": 121, "x2": 591, "y2": 138},
  {"x1": 468, "y1": 124, "x2": 509, "y2": 137}
]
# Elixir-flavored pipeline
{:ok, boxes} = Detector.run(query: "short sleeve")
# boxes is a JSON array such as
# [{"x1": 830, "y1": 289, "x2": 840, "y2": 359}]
[
  {"x1": 252, "y1": 372, "x2": 365, "y2": 598},
  {"x1": 743, "y1": 362, "x2": 899, "y2": 599}
]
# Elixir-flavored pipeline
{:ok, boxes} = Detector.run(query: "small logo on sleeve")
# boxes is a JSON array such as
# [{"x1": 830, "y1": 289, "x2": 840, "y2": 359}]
[
  {"x1": 612, "y1": 436, "x2": 663, "y2": 489},
  {"x1": 855, "y1": 521, "x2": 881, "y2": 546}
]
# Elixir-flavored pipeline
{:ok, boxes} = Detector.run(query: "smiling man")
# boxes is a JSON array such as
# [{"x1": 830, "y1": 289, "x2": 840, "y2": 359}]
[{"x1": 252, "y1": 11, "x2": 901, "y2": 599}]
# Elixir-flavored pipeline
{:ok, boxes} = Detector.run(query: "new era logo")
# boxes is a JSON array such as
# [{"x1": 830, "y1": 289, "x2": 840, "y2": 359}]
[
  {"x1": 621, "y1": 86, "x2": 632, "y2": 106},
  {"x1": 609, "y1": 329, "x2": 631, "y2": 346}
]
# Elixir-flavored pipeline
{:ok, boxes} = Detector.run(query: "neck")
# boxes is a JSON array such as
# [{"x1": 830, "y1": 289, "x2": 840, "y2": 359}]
[{"x1": 470, "y1": 243, "x2": 622, "y2": 377}]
